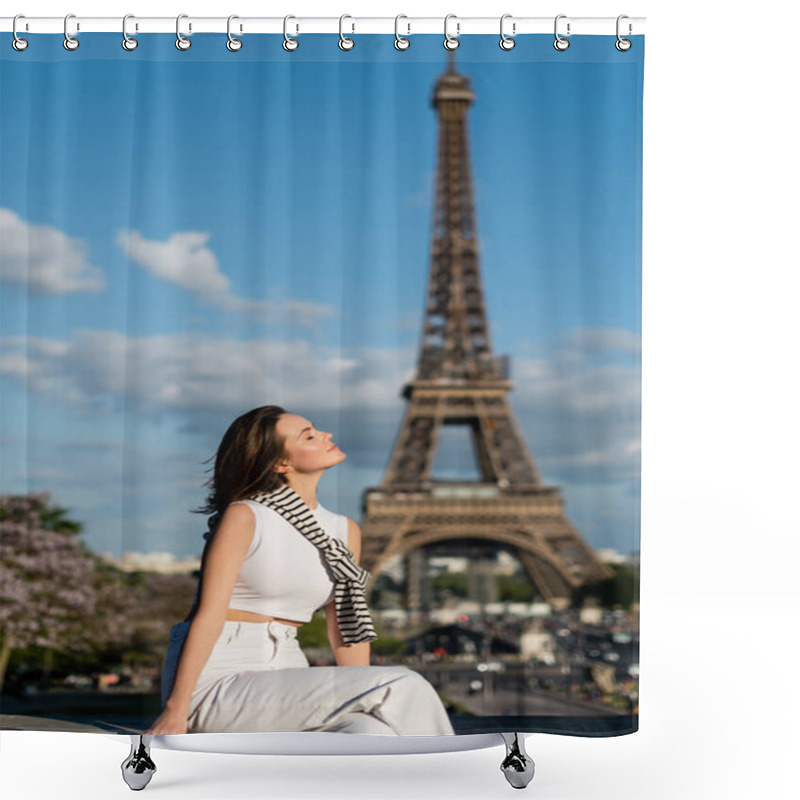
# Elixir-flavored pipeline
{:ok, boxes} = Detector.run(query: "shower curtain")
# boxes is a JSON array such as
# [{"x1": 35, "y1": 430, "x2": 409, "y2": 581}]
[{"x1": 0, "y1": 28, "x2": 643, "y2": 739}]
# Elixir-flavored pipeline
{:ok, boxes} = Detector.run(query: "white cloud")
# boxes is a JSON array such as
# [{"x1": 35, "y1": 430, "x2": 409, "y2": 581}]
[
  {"x1": 556, "y1": 327, "x2": 642, "y2": 357},
  {"x1": 544, "y1": 438, "x2": 641, "y2": 470},
  {"x1": 116, "y1": 230, "x2": 229, "y2": 297},
  {"x1": 510, "y1": 327, "x2": 641, "y2": 414},
  {"x1": 1, "y1": 327, "x2": 639, "y2": 481},
  {"x1": 2, "y1": 327, "x2": 641, "y2": 551},
  {"x1": 1, "y1": 326, "x2": 638, "y2": 420},
  {"x1": 0, "y1": 330, "x2": 415, "y2": 414},
  {"x1": 512, "y1": 357, "x2": 640, "y2": 414},
  {"x1": 0, "y1": 208, "x2": 106, "y2": 294},
  {"x1": 115, "y1": 229, "x2": 336, "y2": 326}
]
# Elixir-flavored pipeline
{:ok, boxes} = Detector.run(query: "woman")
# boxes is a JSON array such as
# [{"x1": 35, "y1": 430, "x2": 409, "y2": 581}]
[{"x1": 146, "y1": 405, "x2": 455, "y2": 736}]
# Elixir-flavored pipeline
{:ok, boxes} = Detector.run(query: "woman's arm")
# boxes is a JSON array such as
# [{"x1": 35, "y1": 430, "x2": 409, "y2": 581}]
[
  {"x1": 325, "y1": 518, "x2": 370, "y2": 667},
  {"x1": 145, "y1": 503, "x2": 256, "y2": 733}
]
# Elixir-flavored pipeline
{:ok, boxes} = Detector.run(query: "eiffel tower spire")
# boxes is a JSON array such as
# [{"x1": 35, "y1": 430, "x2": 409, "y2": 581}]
[
  {"x1": 359, "y1": 59, "x2": 611, "y2": 611},
  {"x1": 446, "y1": 46, "x2": 457, "y2": 75},
  {"x1": 417, "y1": 50, "x2": 499, "y2": 383},
  {"x1": 386, "y1": 56, "x2": 538, "y2": 487}
]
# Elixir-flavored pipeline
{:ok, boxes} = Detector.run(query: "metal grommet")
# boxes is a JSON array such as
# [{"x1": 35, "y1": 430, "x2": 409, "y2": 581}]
[
  {"x1": 12, "y1": 14, "x2": 29, "y2": 51},
  {"x1": 499, "y1": 14, "x2": 516, "y2": 50},
  {"x1": 616, "y1": 15, "x2": 632, "y2": 51},
  {"x1": 444, "y1": 14, "x2": 459, "y2": 51},
  {"x1": 283, "y1": 15, "x2": 299, "y2": 51},
  {"x1": 122, "y1": 14, "x2": 138, "y2": 51},
  {"x1": 554, "y1": 14, "x2": 570, "y2": 51},
  {"x1": 176, "y1": 14, "x2": 191, "y2": 51},
  {"x1": 227, "y1": 15, "x2": 243, "y2": 51},
  {"x1": 394, "y1": 15, "x2": 410, "y2": 50},
  {"x1": 63, "y1": 13, "x2": 79, "y2": 51},
  {"x1": 339, "y1": 14, "x2": 354, "y2": 50}
]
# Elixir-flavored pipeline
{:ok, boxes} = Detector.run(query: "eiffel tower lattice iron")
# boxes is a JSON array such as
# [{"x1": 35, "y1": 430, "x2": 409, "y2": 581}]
[{"x1": 360, "y1": 54, "x2": 611, "y2": 614}]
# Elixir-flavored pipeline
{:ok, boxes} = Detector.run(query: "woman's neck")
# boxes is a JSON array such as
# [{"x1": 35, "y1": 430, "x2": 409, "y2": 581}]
[{"x1": 284, "y1": 475, "x2": 320, "y2": 510}]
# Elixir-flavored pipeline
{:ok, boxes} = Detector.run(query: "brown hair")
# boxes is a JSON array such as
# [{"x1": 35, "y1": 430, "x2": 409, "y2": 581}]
[{"x1": 192, "y1": 405, "x2": 290, "y2": 525}]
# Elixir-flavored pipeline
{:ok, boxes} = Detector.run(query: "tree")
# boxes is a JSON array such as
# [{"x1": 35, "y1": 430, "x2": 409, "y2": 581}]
[
  {"x1": 432, "y1": 572, "x2": 468, "y2": 598},
  {"x1": 497, "y1": 575, "x2": 535, "y2": 602},
  {"x1": 581, "y1": 563, "x2": 640, "y2": 609},
  {"x1": 0, "y1": 492, "x2": 98, "y2": 690}
]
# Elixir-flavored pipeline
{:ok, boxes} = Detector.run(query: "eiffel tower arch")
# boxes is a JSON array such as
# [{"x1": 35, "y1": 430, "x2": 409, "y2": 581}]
[{"x1": 360, "y1": 54, "x2": 611, "y2": 616}]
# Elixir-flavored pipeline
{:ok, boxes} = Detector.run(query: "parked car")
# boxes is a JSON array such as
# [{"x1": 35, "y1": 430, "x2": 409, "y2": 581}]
[{"x1": 477, "y1": 661, "x2": 505, "y2": 673}]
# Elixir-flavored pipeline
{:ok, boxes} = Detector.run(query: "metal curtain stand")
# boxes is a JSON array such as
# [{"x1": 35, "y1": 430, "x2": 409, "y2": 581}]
[{"x1": 121, "y1": 731, "x2": 535, "y2": 790}]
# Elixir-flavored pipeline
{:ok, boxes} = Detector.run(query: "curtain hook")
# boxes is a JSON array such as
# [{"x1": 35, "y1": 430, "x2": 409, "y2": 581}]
[
  {"x1": 444, "y1": 14, "x2": 460, "y2": 51},
  {"x1": 283, "y1": 15, "x2": 299, "y2": 51},
  {"x1": 339, "y1": 14, "x2": 354, "y2": 50},
  {"x1": 176, "y1": 13, "x2": 191, "y2": 51},
  {"x1": 122, "y1": 15, "x2": 138, "y2": 51},
  {"x1": 616, "y1": 15, "x2": 632, "y2": 51},
  {"x1": 64, "y1": 13, "x2": 79, "y2": 51},
  {"x1": 499, "y1": 14, "x2": 516, "y2": 51},
  {"x1": 554, "y1": 14, "x2": 570, "y2": 51},
  {"x1": 227, "y1": 15, "x2": 243, "y2": 52},
  {"x1": 12, "y1": 14, "x2": 29, "y2": 51},
  {"x1": 395, "y1": 14, "x2": 410, "y2": 51}
]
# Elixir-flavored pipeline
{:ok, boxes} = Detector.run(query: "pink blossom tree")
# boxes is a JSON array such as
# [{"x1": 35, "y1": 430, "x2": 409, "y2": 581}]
[{"x1": 0, "y1": 492, "x2": 98, "y2": 690}]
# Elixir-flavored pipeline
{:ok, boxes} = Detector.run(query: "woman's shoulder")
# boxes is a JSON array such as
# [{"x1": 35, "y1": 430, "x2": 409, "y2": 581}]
[
  {"x1": 216, "y1": 500, "x2": 263, "y2": 559},
  {"x1": 229, "y1": 499, "x2": 348, "y2": 539},
  {"x1": 227, "y1": 498, "x2": 262, "y2": 517},
  {"x1": 229, "y1": 499, "x2": 284, "y2": 523},
  {"x1": 229, "y1": 498, "x2": 279, "y2": 512},
  {"x1": 225, "y1": 499, "x2": 275, "y2": 532},
  {"x1": 230, "y1": 499, "x2": 315, "y2": 532}
]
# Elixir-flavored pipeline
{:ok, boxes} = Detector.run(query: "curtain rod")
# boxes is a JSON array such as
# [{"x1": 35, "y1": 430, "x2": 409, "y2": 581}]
[{"x1": 1, "y1": 16, "x2": 646, "y2": 36}]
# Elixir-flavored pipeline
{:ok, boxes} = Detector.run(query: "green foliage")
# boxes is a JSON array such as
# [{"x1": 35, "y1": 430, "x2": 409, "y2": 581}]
[
  {"x1": 592, "y1": 563, "x2": 640, "y2": 609},
  {"x1": 297, "y1": 612, "x2": 408, "y2": 658},
  {"x1": 432, "y1": 572, "x2": 468, "y2": 597},
  {"x1": 0, "y1": 491, "x2": 202, "y2": 688},
  {"x1": 497, "y1": 575, "x2": 535, "y2": 602},
  {"x1": 36, "y1": 504, "x2": 83, "y2": 536},
  {"x1": 297, "y1": 611, "x2": 329, "y2": 649},
  {"x1": 432, "y1": 571, "x2": 535, "y2": 603},
  {"x1": 370, "y1": 636, "x2": 408, "y2": 657}
]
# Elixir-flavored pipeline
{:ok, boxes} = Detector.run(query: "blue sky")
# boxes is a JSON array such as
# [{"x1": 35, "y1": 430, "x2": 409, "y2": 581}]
[{"x1": 1, "y1": 34, "x2": 643, "y2": 561}]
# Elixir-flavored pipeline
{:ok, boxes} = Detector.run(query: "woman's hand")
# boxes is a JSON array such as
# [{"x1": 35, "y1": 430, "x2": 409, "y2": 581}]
[{"x1": 144, "y1": 706, "x2": 189, "y2": 735}]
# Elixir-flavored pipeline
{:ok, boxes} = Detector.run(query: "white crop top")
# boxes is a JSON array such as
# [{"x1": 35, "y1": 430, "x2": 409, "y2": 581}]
[{"x1": 222, "y1": 499, "x2": 349, "y2": 623}]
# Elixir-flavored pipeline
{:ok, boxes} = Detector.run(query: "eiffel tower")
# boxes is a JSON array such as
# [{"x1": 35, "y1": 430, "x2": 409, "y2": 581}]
[{"x1": 360, "y1": 54, "x2": 611, "y2": 616}]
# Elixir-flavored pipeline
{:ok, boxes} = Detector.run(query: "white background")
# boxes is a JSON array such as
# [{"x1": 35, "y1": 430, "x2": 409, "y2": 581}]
[{"x1": 1, "y1": 1, "x2": 798, "y2": 798}]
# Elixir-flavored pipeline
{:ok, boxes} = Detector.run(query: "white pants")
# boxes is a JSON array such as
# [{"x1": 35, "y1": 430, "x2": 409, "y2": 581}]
[{"x1": 161, "y1": 620, "x2": 455, "y2": 736}]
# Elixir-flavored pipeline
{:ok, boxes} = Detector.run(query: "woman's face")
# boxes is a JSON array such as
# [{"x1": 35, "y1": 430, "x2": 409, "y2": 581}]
[{"x1": 274, "y1": 413, "x2": 347, "y2": 477}]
